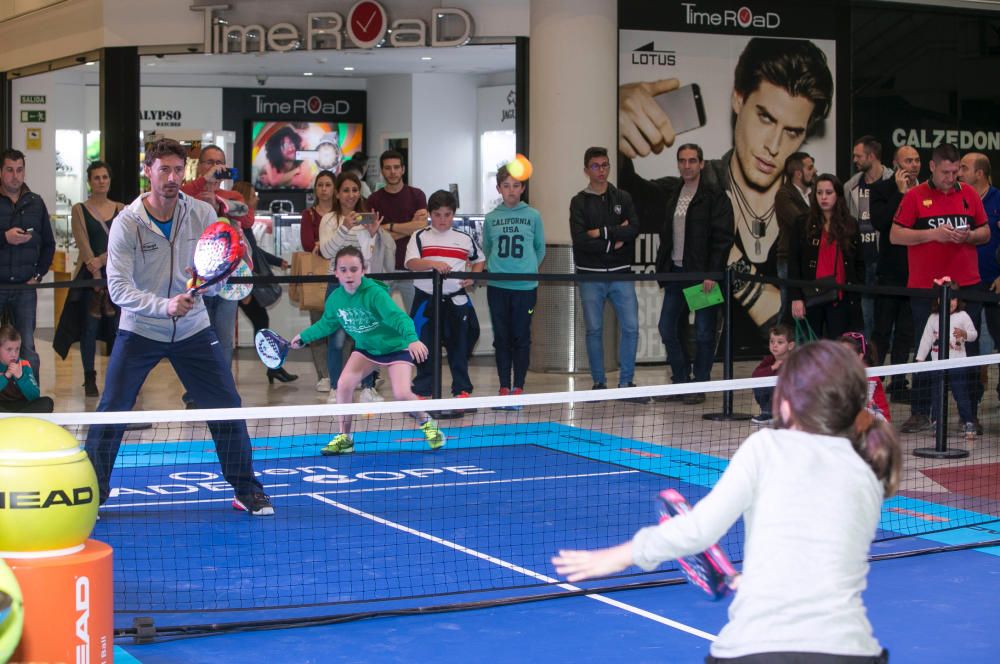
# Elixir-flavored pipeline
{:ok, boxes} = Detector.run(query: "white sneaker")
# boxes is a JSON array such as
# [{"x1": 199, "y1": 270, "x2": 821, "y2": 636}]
[
  {"x1": 327, "y1": 390, "x2": 339, "y2": 404},
  {"x1": 360, "y1": 387, "x2": 384, "y2": 403},
  {"x1": 316, "y1": 377, "x2": 330, "y2": 392}
]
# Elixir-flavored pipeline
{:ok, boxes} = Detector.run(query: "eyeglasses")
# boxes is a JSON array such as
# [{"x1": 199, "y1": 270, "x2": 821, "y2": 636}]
[
  {"x1": 842, "y1": 331, "x2": 867, "y2": 356},
  {"x1": 588, "y1": 162, "x2": 611, "y2": 172}
]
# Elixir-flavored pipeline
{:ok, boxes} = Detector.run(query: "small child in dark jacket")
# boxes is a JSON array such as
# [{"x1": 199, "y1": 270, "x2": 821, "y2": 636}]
[
  {"x1": 0, "y1": 324, "x2": 53, "y2": 413},
  {"x1": 750, "y1": 323, "x2": 794, "y2": 425}
]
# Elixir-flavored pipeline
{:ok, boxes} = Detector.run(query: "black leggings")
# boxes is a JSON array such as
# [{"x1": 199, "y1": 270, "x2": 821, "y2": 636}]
[
  {"x1": 706, "y1": 649, "x2": 888, "y2": 664},
  {"x1": 239, "y1": 297, "x2": 269, "y2": 336}
]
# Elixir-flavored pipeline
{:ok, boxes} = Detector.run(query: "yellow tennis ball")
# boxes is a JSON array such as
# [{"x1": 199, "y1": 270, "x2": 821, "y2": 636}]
[
  {"x1": 507, "y1": 154, "x2": 533, "y2": 182},
  {"x1": 0, "y1": 559, "x2": 23, "y2": 662},
  {"x1": 0, "y1": 417, "x2": 98, "y2": 557}
]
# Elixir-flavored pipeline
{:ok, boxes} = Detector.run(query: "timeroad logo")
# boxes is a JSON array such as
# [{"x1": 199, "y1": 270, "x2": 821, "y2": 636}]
[{"x1": 682, "y1": 3, "x2": 780, "y2": 30}]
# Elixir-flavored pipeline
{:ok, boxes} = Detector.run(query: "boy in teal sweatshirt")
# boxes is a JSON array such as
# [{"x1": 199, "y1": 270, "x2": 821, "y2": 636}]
[
  {"x1": 0, "y1": 325, "x2": 53, "y2": 412},
  {"x1": 292, "y1": 246, "x2": 445, "y2": 455},
  {"x1": 482, "y1": 164, "x2": 546, "y2": 404}
]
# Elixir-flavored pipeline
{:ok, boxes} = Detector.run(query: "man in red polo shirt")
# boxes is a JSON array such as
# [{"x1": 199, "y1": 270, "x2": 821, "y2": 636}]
[{"x1": 890, "y1": 143, "x2": 990, "y2": 433}]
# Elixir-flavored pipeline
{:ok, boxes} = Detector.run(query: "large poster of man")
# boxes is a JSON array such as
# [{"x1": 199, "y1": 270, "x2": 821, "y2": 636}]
[{"x1": 618, "y1": 1, "x2": 839, "y2": 360}]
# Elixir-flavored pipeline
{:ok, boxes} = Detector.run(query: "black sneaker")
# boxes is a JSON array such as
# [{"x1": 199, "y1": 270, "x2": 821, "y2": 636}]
[
  {"x1": 592, "y1": 383, "x2": 607, "y2": 390},
  {"x1": 682, "y1": 392, "x2": 706, "y2": 405},
  {"x1": 233, "y1": 492, "x2": 275, "y2": 516},
  {"x1": 619, "y1": 383, "x2": 651, "y2": 404},
  {"x1": 750, "y1": 413, "x2": 773, "y2": 426},
  {"x1": 900, "y1": 414, "x2": 932, "y2": 433}
]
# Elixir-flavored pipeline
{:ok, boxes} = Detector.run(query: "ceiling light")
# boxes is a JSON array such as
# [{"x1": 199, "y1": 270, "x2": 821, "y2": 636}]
[
  {"x1": 303, "y1": 72, "x2": 313, "y2": 76},
  {"x1": 421, "y1": 56, "x2": 432, "y2": 61},
  {"x1": 85, "y1": 61, "x2": 95, "y2": 66},
  {"x1": 343, "y1": 66, "x2": 355, "y2": 71}
]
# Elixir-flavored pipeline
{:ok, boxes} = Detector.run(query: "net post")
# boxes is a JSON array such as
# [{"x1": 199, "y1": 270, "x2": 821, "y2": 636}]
[
  {"x1": 914, "y1": 280, "x2": 968, "y2": 459},
  {"x1": 431, "y1": 271, "x2": 443, "y2": 400},
  {"x1": 704, "y1": 266, "x2": 750, "y2": 421}
]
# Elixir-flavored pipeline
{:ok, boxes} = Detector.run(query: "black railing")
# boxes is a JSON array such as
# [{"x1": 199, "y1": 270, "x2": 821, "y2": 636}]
[{"x1": 25, "y1": 268, "x2": 997, "y2": 457}]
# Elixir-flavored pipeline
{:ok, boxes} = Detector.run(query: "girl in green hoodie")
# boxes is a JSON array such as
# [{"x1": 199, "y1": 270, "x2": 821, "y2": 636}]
[{"x1": 292, "y1": 247, "x2": 445, "y2": 455}]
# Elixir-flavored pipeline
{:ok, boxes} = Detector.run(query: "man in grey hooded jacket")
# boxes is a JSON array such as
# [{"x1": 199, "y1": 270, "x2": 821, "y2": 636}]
[{"x1": 84, "y1": 139, "x2": 274, "y2": 516}]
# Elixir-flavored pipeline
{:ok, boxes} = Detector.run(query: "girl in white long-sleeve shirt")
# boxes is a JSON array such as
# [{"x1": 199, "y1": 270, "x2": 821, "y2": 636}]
[
  {"x1": 915, "y1": 289, "x2": 978, "y2": 432},
  {"x1": 553, "y1": 341, "x2": 900, "y2": 663}
]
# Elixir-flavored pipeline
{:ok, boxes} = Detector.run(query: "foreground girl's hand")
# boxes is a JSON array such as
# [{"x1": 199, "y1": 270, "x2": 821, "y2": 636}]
[
  {"x1": 552, "y1": 543, "x2": 634, "y2": 582},
  {"x1": 408, "y1": 340, "x2": 429, "y2": 363},
  {"x1": 290, "y1": 334, "x2": 304, "y2": 349}
]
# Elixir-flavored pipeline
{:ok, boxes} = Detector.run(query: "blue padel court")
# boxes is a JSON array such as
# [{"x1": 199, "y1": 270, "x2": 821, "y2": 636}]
[{"x1": 95, "y1": 422, "x2": 1000, "y2": 663}]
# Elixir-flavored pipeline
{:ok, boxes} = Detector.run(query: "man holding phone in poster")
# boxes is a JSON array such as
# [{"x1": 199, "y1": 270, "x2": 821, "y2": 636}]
[{"x1": 620, "y1": 38, "x2": 833, "y2": 332}]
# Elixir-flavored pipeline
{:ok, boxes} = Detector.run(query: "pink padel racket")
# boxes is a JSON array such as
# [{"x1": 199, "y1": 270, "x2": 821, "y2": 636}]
[{"x1": 656, "y1": 488, "x2": 740, "y2": 600}]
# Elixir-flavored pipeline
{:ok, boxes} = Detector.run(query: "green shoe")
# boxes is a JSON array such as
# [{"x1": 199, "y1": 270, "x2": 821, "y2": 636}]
[
  {"x1": 321, "y1": 433, "x2": 354, "y2": 456},
  {"x1": 421, "y1": 419, "x2": 446, "y2": 450}
]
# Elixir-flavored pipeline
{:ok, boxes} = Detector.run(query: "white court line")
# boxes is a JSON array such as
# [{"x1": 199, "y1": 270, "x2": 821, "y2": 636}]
[
  {"x1": 99, "y1": 470, "x2": 641, "y2": 509},
  {"x1": 310, "y1": 493, "x2": 717, "y2": 642}
]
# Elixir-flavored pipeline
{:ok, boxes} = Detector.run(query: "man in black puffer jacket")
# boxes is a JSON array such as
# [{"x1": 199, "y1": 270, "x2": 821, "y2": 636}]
[
  {"x1": 0, "y1": 149, "x2": 55, "y2": 381},
  {"x1": 569, "y1": 146, "x2": 644, "y2": 398},
  {"x1": 653, "y1": 144, "x2": 733, "y2": 401}
]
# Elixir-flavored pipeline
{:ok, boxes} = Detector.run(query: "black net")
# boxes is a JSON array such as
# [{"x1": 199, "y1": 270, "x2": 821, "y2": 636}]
[{"x1": 41, "y1": 353, "x2": 1000, "y2": 633}]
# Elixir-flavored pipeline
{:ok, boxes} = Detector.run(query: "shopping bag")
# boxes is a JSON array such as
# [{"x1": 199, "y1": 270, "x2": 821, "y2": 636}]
[
  {"x1": 793, "y1": 317, "x2": 819, "y2": 346},
  {"x1": 291, "y1": 251, "x2": 329, "y2": 312}
]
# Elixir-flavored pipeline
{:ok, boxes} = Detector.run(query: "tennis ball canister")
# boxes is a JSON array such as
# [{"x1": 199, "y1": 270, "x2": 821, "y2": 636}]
[{"x1": 0, "y1": 417, "x2": 99, "y2": 557}]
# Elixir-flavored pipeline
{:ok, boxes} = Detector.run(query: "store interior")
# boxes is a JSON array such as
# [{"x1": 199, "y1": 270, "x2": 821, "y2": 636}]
[{"x1": 9, "y1": 44, "x2": 516, "y2": 341}]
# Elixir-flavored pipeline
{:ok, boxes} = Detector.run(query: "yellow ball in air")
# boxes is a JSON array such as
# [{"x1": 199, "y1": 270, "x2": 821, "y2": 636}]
[{"x1": 507, "y1": 154, "x2": 533, "y2": 181}]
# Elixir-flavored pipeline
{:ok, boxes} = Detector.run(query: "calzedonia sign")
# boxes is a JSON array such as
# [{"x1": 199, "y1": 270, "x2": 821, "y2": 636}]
[{"x1": 191, "y1": 1, "x2": 475, "y2": 54}]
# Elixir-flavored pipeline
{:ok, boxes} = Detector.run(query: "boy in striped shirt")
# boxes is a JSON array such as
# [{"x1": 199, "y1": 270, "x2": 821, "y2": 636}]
[{"x1": 405, "y1": 190, "x2": 485, "y2": 399}]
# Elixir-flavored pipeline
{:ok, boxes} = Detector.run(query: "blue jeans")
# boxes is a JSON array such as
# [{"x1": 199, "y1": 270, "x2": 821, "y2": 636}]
[
  {"x1": 579, "y1": 279, "x2": 639, "y2": 386},
  {"x1": 84, "y1": 328, "x2": 262, "y2": 502},
  {"x1": 753, "y1": 386, "x2": 774, "y2": 417},
  {"x1": 0, "y1": 288, "x2": 39, "y2": 380},
  {"x1": 658, "y1": 266, "x2": 719, "y2": 383},
  {"x1": 930, "y1": 368, "x2": 975, "y2": 424},
  {"x1": 393, "y1": 278, "x2": 416, "y2": 317},
  {"x1": 203, "y1": 295, "x2": 238, "y2": 368}
]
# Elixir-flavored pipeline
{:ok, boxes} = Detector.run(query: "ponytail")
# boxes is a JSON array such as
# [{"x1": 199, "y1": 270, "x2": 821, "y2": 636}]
[
  {"x1": 777, "y1": 341, "x2": 902, "y2": 497},
  {"x1": 851, "y1": 409, "x2": 901, "y2": 497}
]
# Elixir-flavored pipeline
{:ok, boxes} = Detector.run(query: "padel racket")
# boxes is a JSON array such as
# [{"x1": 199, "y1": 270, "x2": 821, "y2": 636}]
[
  {"x1": 187, "y1": 221, "x2": 244, "y2": 296},
  {"x1": 656, "y1": 488, "x2": 739, "y2": 600},
  {"x1": 255, "y1": 329, "x2": 291, "y2": 369},
  {"x1": 218, "y1": 260, "x2": 253, "y2": 301}
]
